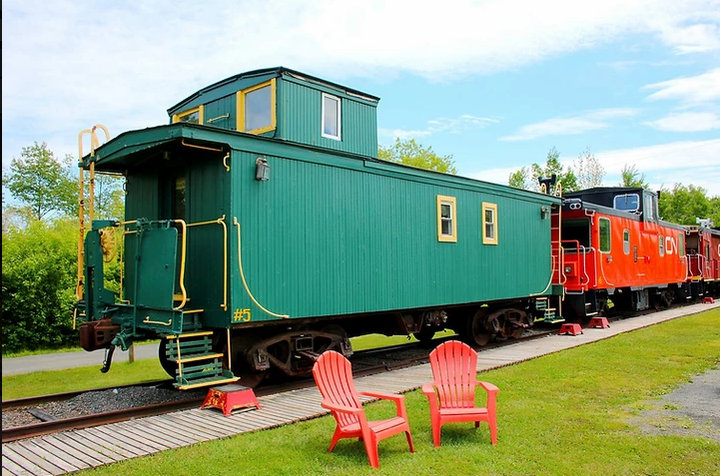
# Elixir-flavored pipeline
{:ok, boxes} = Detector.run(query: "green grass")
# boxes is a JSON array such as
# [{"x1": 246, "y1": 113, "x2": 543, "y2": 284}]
[
  {"x1": 2, "y1": 332, "x2": 458, "y2": 399},
  {"x1": 21, "y1": 308, "x2": 719, "y2": 475},
  {"x1": 2, "y1": 359, "x2": 170, "y2": 399}
]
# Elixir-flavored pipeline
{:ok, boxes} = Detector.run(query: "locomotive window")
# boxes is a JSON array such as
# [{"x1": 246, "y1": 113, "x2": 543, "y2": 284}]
[
  {"x1": 237, "y1": 79, "x2": 276, "y2": 134},
  {"x1": 322, "y1": 93, "x2": 341, "y2": 140},
  {"x1": 437, "y1": 195, "x2": 457, "y2": 243},
  {"x1": 172, "y1": 105, "x2": 204, "y2": 124},
  {"x1": 623, "y1": 229, "x2": 630, "y2": 255},
  {"x1": 679, "y1": 233, "x2": 685, "y2": 257},
  {"x1": 482, "y1": 202, "x2": 498, "y2": 245},
  {"x1": 599, "y1": 218, "x2": 611, "y2": 253},
  {"x1": 659, "y1": 235, "x2": 665, "y2": 256},
  {"x1": 562, "y1": 218, "x2": 590, "y2": 252},
  {"x1": 614, "y1": 193, "x2": 639, "y2": 212}
]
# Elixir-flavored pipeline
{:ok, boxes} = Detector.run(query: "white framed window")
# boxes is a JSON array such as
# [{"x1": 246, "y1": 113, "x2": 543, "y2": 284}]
[
  {"x1": 482, "y1": 202, "x2": 498, "y2": 245},
  {"x1": 322, "y1": 93, "x2": 341, "y2": 140},
  {"x1": 437, "y1": 195, "x2": 457, "y2": 243},
  {"x1": 614, "y1": 193, "x2": 639, "y2": 212},
  {"x1": 659, "y1": 235, "x2": 665, "y2": 256}
]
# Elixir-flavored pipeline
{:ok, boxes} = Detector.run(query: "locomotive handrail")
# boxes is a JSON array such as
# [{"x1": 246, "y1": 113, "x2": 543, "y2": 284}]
[{"x1": 234, "y1": 217, "x2": 290, "y2": 319}]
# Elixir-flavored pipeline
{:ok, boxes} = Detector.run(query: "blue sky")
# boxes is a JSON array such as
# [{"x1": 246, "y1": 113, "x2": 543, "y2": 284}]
[{"x1": 3, "y1": 0, "x2": 719, "y2": 197}]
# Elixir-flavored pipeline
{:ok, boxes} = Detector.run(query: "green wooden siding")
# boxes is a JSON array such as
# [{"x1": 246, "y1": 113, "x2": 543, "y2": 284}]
[
  {"x1": 229, "y1": 148, "x2": 553, "y2": 324},
  {"x1": 278, "y1": 79, "x2": 378, "y2": 156}
]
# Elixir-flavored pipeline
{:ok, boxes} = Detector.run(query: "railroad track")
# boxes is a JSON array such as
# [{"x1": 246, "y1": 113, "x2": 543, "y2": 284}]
[{"x1": 2, "y1": 327, "x2": 559, "y2": 443}]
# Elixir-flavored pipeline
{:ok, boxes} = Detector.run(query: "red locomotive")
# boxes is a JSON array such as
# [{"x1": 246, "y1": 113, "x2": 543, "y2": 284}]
[{"x1": 558, "y1": 187, "x2": 689, "y2": 318}]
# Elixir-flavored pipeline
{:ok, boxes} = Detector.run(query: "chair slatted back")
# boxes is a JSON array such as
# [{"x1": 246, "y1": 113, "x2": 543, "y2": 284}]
[
  {"x1": 429, "y1": 340, "x2": 478, "y2": 409},
  {"x1": 313, "y1": 351, "x2": 362, "y2": 428}
]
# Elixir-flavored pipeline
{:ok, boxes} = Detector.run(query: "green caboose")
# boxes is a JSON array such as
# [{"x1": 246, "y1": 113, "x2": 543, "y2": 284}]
[{"x1": 77, "y1": 67, "x2": 562, "y2": 389}]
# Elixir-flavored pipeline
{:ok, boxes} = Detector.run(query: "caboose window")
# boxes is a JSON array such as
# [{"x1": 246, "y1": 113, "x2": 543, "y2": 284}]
[
  {"x1": 659, "y1": 235, "x2": 665, "y2": 256},
  {"x1": 437, "y1": 195, "x2": 457, "y2": 243},
  {"x1": 614, "y1": 193, "x2": 639, "y2": 212},
  {"x1": 172, "y1": 105, "x2": 204, "y2": 125},
  {"x1": 482, "y1": 202, "x2": 498, "y2": 245},
  {"x1": 623, "y1": 229, "x2": 630, "y2": 255},
  {"x1": 599, "y1": 218, "x2": 611, "y2": 253},
  {"x1": 237, "y1": 79, "x2": 276, "y2": 134},
  {"x1": 322, "y1": 93, "x2": 341, "y2": 140}
]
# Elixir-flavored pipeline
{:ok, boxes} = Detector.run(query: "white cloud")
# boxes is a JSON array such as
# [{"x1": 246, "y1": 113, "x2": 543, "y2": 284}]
[
  {"x1": 3, "y1": 0, "x2": 720, "y2": 169},
  {"x1": 468, "y1": 139, "x2": 720, "y2": 196},
  {"x1": 500, "y1": 108, "x2": 639, "y2": 141},
  {"x1": 380, "y1": 115, "x2": 500, "y2": 142},
  {"x1": 643, "y1": 111, "x2": 720, "y2": 131},
  {"x1": 643, "y1": 68, "x2": 720, "y2": 104}
]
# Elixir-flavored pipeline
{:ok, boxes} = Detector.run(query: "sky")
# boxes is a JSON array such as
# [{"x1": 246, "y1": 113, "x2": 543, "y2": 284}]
[{"x1": 3, "y1": 0, "x2": 720, "y2": 198}]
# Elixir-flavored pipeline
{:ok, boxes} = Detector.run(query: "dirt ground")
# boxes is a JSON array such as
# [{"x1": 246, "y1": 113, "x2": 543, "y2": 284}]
[{"x1": 628, "y1": 365, "x2": 720, "y2": 442}]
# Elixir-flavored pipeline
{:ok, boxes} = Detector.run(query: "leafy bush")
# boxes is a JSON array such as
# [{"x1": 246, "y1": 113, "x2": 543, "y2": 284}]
[{"x1": 2, "y1": 219, "x2": 79, "y2": 353}]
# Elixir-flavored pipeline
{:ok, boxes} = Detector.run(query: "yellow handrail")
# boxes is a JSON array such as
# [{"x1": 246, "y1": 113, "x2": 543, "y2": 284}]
[
  {"x1": 186, "y1": 216, "x2": 229, "y2": 311},
  {"x1": 173, "y1": 219, "x2": 188, "y2": 310},
  {"x1": 234, "y1": 217, "x2": 289, "y2": 319}
]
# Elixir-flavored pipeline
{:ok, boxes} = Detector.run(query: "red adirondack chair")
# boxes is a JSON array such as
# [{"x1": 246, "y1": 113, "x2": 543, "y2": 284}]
[
  {"x1": 312, "y1": 350, "x2": 415, "y2": 468},
  {"x1": 422, "y1": 340, "x2": 499, "y2": 447}
]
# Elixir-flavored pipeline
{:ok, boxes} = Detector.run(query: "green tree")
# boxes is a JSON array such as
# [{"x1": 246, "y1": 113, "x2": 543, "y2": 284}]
[
  {"x1": 573, "y1": 147, "x2": 605, "y2": 189},
  {"x1": 509, "y1": 147, "x2": 578, "y2": 193},
  {"x1": 379, "y1": 138, "x2": 457, "y2": 174},
  {"x1": 620, "y1": 164, "x2": 649, "y2": 188},
  {"x1": 2, "y1": 219, "x2": 78, "y2": 353},
  {"x1": 658, "y1": 184, "x2": 712, "y2": 225},
  {"x1": 3, "y1": 142, "x2": 77, "y2": 220},
  {"x1": 508, "y1": 167, "x2": 533, "y2": 190},
  {"x1": 93, "y1": 173, "x2": 125, "y2": 220}
]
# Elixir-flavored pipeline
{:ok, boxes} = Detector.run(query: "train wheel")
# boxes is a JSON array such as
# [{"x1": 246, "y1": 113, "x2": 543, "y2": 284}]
[
  {"x1": 464, "y1": 308, "x2": 492, "y2": 347},
  {"x1": 319, "y1": 324, "x2": 349, "y2": 353},
  {"x1": 230, "y1": 331, "x2": 268, "y2": 388},
  {"x1": 413, "y1": 327, "x2": 436, "y2": 346},
  {"x1": 158, "y1": 338, "x2": 178, "y2": 379}
]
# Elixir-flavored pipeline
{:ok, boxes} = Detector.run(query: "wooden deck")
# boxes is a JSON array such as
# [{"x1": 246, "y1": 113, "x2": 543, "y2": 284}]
[{"x1": 3, "y1": 302, "x2": 717, "y2": 476}]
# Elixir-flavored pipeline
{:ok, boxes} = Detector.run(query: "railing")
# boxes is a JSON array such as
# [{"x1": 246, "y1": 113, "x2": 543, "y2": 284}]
[{"x1": 110, "y1": 216, "x2": 228, "y2": 312}]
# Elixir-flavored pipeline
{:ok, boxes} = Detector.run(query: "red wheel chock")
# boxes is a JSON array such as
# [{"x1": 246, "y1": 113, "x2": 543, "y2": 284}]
[
  {"x1": 588, "y1": 317, "x2": 610, "y2": 329},
  {"x1": 702, "y1": 297, "x2": 714, "y2": 304},
  {"x1": 558, "y1": 323, "x2": 583, "y2": 336},
  {"x1": 201, "y1": 384, "x2": 261, "y2": 416}
]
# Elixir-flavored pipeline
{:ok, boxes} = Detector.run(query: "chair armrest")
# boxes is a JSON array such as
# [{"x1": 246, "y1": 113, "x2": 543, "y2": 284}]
[
  {"x1": 359, "y1": 390, "x2": 403, "y2": 403},
  {"x1": 422, "y1": 383, "x2": 438, "y2": 408},
  {"x1": 478, "y1": 381, "x2": 499, "y2": 394},
  {"x1": 321, "y1": 401, "x2": 363, "y2": 415},
  {"x1": 359, "y1": 391, "x2": 408, "y2": 419}
]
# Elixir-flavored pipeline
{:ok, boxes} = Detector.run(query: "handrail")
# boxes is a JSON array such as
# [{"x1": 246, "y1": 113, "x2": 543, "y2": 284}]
[
  {"x1": 173, "y1": 219, "x2": 189, "y2": 310},
  {"x1": 234, "y1": 217, "x2": 289, "y2": 319},
  {"x1": 186, "y1": 216, "x2": 229, "y2": 311}
]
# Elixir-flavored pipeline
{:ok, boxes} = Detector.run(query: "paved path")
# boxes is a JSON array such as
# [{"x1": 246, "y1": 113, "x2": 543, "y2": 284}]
[{"x1": 2, "y1": 344, "x2": 160, "y2": 376}]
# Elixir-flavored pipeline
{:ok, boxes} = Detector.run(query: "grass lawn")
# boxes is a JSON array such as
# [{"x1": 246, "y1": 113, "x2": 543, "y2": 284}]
[
  {"x1": 4, "y1": 310, "x2": 719, "y2": 475},
  {"x1": 1, "y1": 331, "x2": 456, "y2": 399}
]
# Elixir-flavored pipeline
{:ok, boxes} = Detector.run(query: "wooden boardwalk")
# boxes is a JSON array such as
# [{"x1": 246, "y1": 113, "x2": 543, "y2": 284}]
[{"x1": 3, "y1": 302, "x2": 717, "y2": 476}]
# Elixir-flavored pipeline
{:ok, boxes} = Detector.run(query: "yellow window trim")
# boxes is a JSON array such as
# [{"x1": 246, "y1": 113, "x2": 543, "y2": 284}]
[
  {"x1": 236, "y1": 78, "x2": 277, "y2": 135},
  {"x1": 482, "y1": 202, "x2": 498, "y2": 245},
  {"x1": 172, "y1": 105, "x2": 204, "y2": 124},
  {"x1": 437, "y1": 195, "x2": 457, "y2": 243}
]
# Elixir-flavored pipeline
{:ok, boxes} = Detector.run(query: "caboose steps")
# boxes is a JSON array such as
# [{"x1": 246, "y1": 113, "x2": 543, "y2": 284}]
[{"x1": 165, "y1": 328, "x2": 237, "y2": 390}]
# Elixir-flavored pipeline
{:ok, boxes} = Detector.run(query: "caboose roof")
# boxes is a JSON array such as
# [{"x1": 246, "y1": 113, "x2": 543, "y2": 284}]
[{"x1": 167, "y1": 66, "x2": 380, "y2": 116}]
